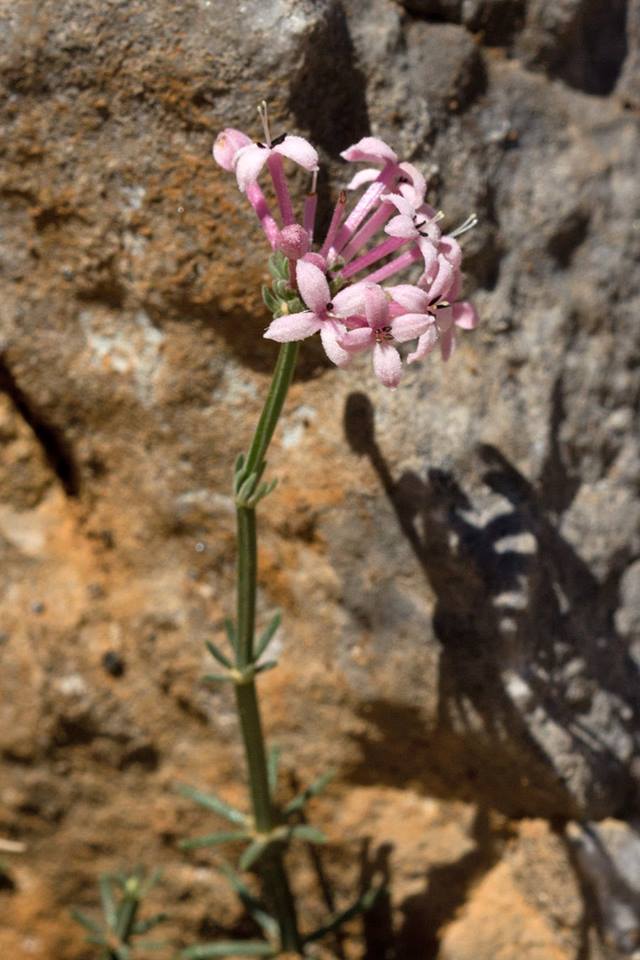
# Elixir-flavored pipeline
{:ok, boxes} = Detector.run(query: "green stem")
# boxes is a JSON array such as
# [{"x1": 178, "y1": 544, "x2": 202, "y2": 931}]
[{"x1": 234, "y1": 342, "x2": 301, "y2": 953}]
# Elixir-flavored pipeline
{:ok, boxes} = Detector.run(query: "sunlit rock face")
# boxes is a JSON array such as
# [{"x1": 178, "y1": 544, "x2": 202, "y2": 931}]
[{"x1": 1, "y1": 1, "x2": 639, "y2": 957}]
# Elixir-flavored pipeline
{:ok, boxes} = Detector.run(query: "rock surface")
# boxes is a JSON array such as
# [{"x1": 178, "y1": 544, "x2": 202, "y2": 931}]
[{"x1": 1, "y1": 0, "x2": 639, "y2": 957}]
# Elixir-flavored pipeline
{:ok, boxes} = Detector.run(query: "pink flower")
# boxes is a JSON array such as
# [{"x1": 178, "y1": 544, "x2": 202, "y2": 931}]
[
  {"x1": 235, "y1": 135, "x2": 318, "y2": 193},
  {"x1": 383, "y1": 194, "x2": 440, "y2": 272},
  {"x1": 264, "y1": 260, "x2": 366, "y2": 367},
  {"x1": 213, "y1": 128, "x2": 252, "y2": 171},
  {"x1": 340, "y1": 137, "x2": 398, "y2": 166},
  {"x1": 339, "y1": 285, "x2": 404, "y2": 389}
]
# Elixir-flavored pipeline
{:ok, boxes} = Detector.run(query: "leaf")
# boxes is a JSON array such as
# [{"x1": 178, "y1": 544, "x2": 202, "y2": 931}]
[
  {"x1": 266, "y1": 745, "x2": 280, "y2": 797},
  {"x1": 132, "y1": 913, "x2": 168, "y2": 934},
  {"x1": 223, "y1": 618, "x2": 237, "y2": 654},
  {"x1": 203, "y1": 673, "x2": 233, "y2": 684},
  {"x1": 253, "y1": 660, "x2": 278, "y2": 675},
  {"x1": 262, "y1": 285, "x2": 279, "y2": 313},
  {"x1": 234, "y1": 452, "x2": 245, "y2": 474},
  {"x1": 181, "y1": 941, "x2": 274, "y2": 959},
  {"x1": 283, "y1": 770, "x2": 335, "y2": 816},
  {"x1": 236, "y1": 472, "x2": 258, "y2": 504},
  {"x1": 205, "y1": 640, "x2": 232, "y2": 670},
  {"x1": 218, "y1": 863, "x2": 278, "y2": 940},
  {"x1": 290, "y1": 824, "x2": 327, "y2": 845},
  {"x1": 239, "y1": 838, "x2": 269, "y2": 871},
  {"x1": 303, "y1": 884, "x2": 383, "y2": 944},
  {"x1": 70, "y1": 908, "x2": 104, "y2": 939},
  {"x1": 99, "y1": 875, "x2": 117, "y2": 929},
  {"x1": 180, "y1": 830, "x2": 249, "y2": 851},
  {"x1": 268, "y1": 250, "x2": 289, "y2": 280},
  {"x1": 255, "y1": 613, "x2": 281, "y2": 661},
  {"x1": 176, "y1": 785, "x2": 247, "y2": 826},
  {"x1": 134, "y1": 939, "x2": 169, "y2": 950}
]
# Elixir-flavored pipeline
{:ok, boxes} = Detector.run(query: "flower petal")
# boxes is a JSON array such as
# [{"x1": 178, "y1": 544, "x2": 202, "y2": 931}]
[
  {"x1": 391, "y1": 312, "x2": 434, "y2": 342},
  {"x1": 373, "y1": 342, "x2": 402, "y2": 388},
  {"x1": 364, "y1": 285, "x2": 390, "y2": 329},
  {"x1": 332, "y1": 282, "x2": 368, "y2": 317},
  {"x1": 407, "y1": 327, "x2": 439, "y2": 363},
  {"x1": 398, "y1": 162, "x2": 426, "y2": 205},
  {"x1": 264, "y1": 311, "x2": 321, "y2": 342},
  {"x1": 320, "y1": 320, "x2": 351, "y2": 367},
  {"x1": 427, "y1": 255, "x2": 455, "y2": 303},
  {"x1": 418, "y1": 237, "x2": 438, "y2": 274},
  {"x1": 387, "y1": 284, "x2": 431, "y2": 313},
  {"x1": 213, "y1": 128, "x2": 252, "y2": 171},
  {"x1": 274, "y1": 135, "x2": 319, "y2": 171},
  {"x1": 296, "y1": 260, "x2": 330, "y2": 315},
  {"x1": 345, "y1": 168, "x2": 380, "y2": 190},
  {"x1": 339, "y1": 327, "x2": 376, "y2": 352},
  {"x1": 439, "y1": 235, "x2": 462, "y2": 271},
  {"x1": 235, "y1": 144, "x2": 269, "y2": 192},
  {"x1": 383, "y1": 194, "x2": 415, "y2": 217},
  {"x1": 384, "y1": 215, "x2": 417, "y2": 239},
  {"x1": 439, "y1": 328, "x2": 456, "y2": 362},
  {"x1": 341, "y1": 137, "x2": 398, "y2": 165},
  {"x1": 453, "y1": 301, "x2": 478, "y2": 329}
]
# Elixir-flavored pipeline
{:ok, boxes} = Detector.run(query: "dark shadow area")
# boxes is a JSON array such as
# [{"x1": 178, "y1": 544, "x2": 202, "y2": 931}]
[
  {"x1": 0, "y1": 353, "x2": 80, "y2": 497},
  {"x1": 342, "y1": 387, "x2": 640, "y2": 819}
]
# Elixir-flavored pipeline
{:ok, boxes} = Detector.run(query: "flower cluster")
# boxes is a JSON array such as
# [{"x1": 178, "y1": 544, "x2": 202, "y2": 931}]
[{"x1": 214, "y1": 104, "x2": 478, "y2": 389}]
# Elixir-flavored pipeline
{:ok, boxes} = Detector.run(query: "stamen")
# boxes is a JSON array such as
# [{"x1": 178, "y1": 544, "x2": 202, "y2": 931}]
[
  {"x1": 258, "y1": 100, "x2": 272, "y2": 148},
  {"x1": 309, "y1": 169, "x2": 318, "y2": 195},
  {"x1": 450, "y1": 212, "x2": 478, "y2": 238}
]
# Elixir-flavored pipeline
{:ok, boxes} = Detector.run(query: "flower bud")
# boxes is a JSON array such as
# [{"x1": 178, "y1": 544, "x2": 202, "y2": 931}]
[
  {"x1": 213, "y1": 128, "x2": 252, "y2": 171},
  {"x1": 275, "y1": 224, "x2": 310, "y2": 260}
]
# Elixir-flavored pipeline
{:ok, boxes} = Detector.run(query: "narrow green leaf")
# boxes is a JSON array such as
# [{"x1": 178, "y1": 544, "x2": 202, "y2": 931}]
[
  {"x1": 205, "y1": 640, "x2": 232, "y2": 669},
  {"x1": 273, "y1": 278, "x2": 289, "y2": 298},
  {"x1": 255, "y1": 613, "x2": 281, "y2": 661},
  {"x1": 176, "y1": 785, "x2": 247, "y2": 826},
  {"x1": 284, "y1": 770, "x2": 335, "y2": 816},
  {"x1": 237, "y1": 472, "x2": 258, "y2": 504},
  {"x1": 132, "y1": 913, "x2": 168, "y2": 934},
  {"x1": 181, "y1": 941, "x2": 274, "y2": 959},
  {"x1": 99, "y1": 875, "x2": 117, "y2": 929},
  {"x1": 223, "y1": 618, "x2": 237, "y2": 654},
  {"x1": 220, "y1": 862, "x2": 278, "y2": 939},
  {"x1": 239, "y1": 838, "x2": 269, "y2": 871},
  {"x1": 266, "y1": 744, "x2": 280, "y2": 797},
  {"x1": 234, "y1": 452, "x2": 245, "y2": 474},
  {"x1": 180, "y1": 830, "x2": 249, "y2": 851},
  {"x1": 203, "y1": 673, "x2": 232, "y2": 684},
  {"x1": 254, "y1": 659, "x2": 278, "y2": 675},
  {"x1": 70, "y1": 909, "x2": 104, "y2": 938},
  {"x1": 290, "y1": 824, "x2": 327, "y2": 844},
  {"x1": 133, "y1": 940, "x2": 167, "y2": 951},
  {"x1": 114, "y1": 946, "x2": 131, "y2": 960},
  {"x1": 303, "y1": 885, "x2": 383, "y2": 944},
  {"x1": 261, "y1": 285, "x2": 279, "y2": 313}
]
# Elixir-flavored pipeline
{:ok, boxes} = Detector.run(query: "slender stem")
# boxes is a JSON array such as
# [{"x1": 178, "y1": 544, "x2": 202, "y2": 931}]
[{"x1": 233, "y1": 340, "x2": 302, "y2": 953}]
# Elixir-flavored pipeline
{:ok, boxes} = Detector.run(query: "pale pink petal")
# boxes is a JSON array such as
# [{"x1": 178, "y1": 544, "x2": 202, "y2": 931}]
[
  {"x1": 398, "y1": 162, "x2": 426, "y2": 204},
  {"x1": 391, "y1": 312, "x2": 434, "y2": 342},
  {"x1": 320, "y1": 320, "x2": 351, "y2": 367},
  {"x1": 439, "y1": 235, "x2": 462, "y2": 271},
  {"x1": 264, "y1": 311, "x2": 321, "y2": 342},
  {"x1": 407, "y1": 327, "x2": 439, "y2": 363},
  {"x1": 332, "y1": 282, "x2": 367, "y2": 317},
  {"x1": 385, "y1": 214, "x2": 418, "y2": 239},
  {"x1": 440, "y1": 328, "x2": 456, "y2": 362},
  {"x1": 373, "y1": 342, "x2": 402, "y2": 388},
  {"x1": 274, "y1": 135, "x2": 319, "y2": 171},
  {"x1": 387, "y1": 284, "x2": 431, "y2": 313},
  {"x1": 453, "y1": 301, "x2": 478, "y2": 329},
  {"x1": 345, "y1": 168, "x2": 380, "y2": 190},
  {"x1": 301, "y1": 252, "x2": 327, "y2": 271},
  {"x1": 364, "y1": 285, "x2": 390, "y2": 329},
  {"x1": 296, "y1": 260, "x2": 330, "y2": 315},
  {"x1": 418, "y1": 237, "x2": 438, "y2": 274},
  {"x1": 341, "y1": 137, "x2": 398, "y2": 165},
  {"x1": 235, "y1": 144, "x2": 269, "y2": 192},
  {"x1": 384, "y1": 194, "x2": 415, "y2": 217},
  {"x1": 213, "y1": 128, "x2": 252, "y2": 171},
  {"x1": 436, "y1": 306, "x2": 454, "y2": 332},
  {"x1": 427, "y1": 256, "x2": 455, "y2": 303},
  {"x1": 339, "y1": 327, "x2": 376, "y2": 352}
]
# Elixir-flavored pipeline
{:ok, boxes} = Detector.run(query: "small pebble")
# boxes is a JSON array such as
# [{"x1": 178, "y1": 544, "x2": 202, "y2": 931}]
[{"x1": 102, "y1": 651, "x2": 125, "y2": 678}]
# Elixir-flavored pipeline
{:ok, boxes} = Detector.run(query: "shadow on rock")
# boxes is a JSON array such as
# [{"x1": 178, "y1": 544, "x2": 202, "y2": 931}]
[{"x1": 342, "y1": 389, "x2": 640, "y2": 819}]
